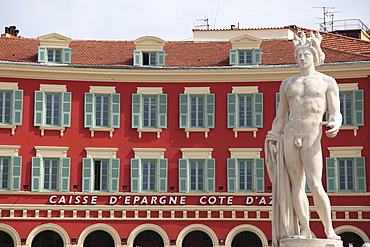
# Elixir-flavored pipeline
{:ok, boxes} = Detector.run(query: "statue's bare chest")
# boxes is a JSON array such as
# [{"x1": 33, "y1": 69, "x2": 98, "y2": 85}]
[{"x1": 286, "y1": 77, "x2": 327, "y2": 99}]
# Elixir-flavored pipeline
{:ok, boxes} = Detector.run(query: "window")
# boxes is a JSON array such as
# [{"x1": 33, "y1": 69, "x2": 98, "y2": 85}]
[
  {"x1": 229, "y1": 49, "x2": 262, "y2": 65},
  {"x1": 132, "y1": 87, "x2": 167, "y2": 138},
  {"x1": 326, "y1": 146, "x2": 366, "y2": 193},
  {"x1": 0, "y1": 82, "x2": 23, "y2": 135},
  {"x1": 228, "y1": 87, "x2": 263, "y2": 138},
  {"x1": 339, "y1": 90, "x2": 363, "y2": 126},
  {"x1": 227, "y1": 148, "x2": 264, "y2": 192},
  {"x1": 134, "y1": 50, "x2": 165, "y2": 66},
  {"x1": 38, "y1": 47, "x2": 71, "y2": 64},
  {"x1": 32, "y1": 146, "x2": 70, "y2": 192},
  {"x1": 34, "y1": 84, "x2": 71, "y2": 137},
  {"x1": 82, "y1": 148, "x2": 120, "y2": 192},
  {"x1": 179, "y1": 148, "x2": 215, "y2": 193},
  {"x1": 0, "y1": 155, "x2": 21, "y2": 191},
  {"x1": 84, "y1": 86, "x2": 120, "y2": 138},
  {"x1": 179, "y1": 87, "x2": 214, "y2": 138}
]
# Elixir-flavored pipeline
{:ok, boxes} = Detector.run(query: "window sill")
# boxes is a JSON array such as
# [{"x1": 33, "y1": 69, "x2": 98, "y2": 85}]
[
  {"x1": 39, "y1": 126, "x2": 65, "y2": 137},
  {"x1": 340, "y1": 126, "x2": 359, "y2": 136},
  {"x1": 89, "y1": 127, "x2": 114, "y2": 138},
  {"x1": 233, "y1": 128, "x2": 258, "y2": 138},
  {"x1": 137, "y1": 128, "x2": 162, "y2": 138},
  {"x1": 184, "y1": 128, "x2": 210, "y2": 138},
  {"x1": 0, "y1": 124, "x2": 16, "y2": 135}
]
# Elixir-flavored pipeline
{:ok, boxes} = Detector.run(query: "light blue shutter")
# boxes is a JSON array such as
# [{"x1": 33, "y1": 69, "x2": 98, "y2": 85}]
[
  {"x1": 62, "y1": 48, "x2": 72, "y2": 64},
  {"x1": 110, "y1": 158, "x2": 120, "y2": 192},
  {"x1": 133, "y1": 50, "x2": 142, "y2": 66},
  {"x1": 356, "y1": 157, "x2": 366, "y2": 192},
  {"x1": 179, "y1": 159, "x2": 188, "y2": 192},
  {"x1": 253, "y1": 93, "x2": 263, "y2": 128},
  {"x1": 227, "y1": 158, "x2": 236, "y2": 192},
  {"x1": 229, "y1": 49, "x2": 238, "y2": 65},
  {"x1": 206, "y1": 94, "x2": 215, "y2": 128},
  {"x1": 179, "y1": 94, "x2": 189, "y2": 129},
  {"x1": 255, "y1": 158, "x2": 264, "y2": 192},
  {"x1": 158, "y1": 94, "x2": 167, "y2": 128},
  {"x1": 84, "y1": 93, "x2": 94, "y2": 128},
  {"x1": 276, "y1": 93, "x2": 280, "y2": 113},
  {"x1": 34, "y1": 91, "x2": 44, "y2": 126},
  {"x1": 157, "y1": 50, "x2": 165, "y2": 66},
  {"x1": 32, "y1": 157, "x2": 42, "y2": 191},
  {"x1": 11, "y1": 156, "x2": 22, "y2": 191},
  {"x1": 111, "y1": 93, "x2": 120, "y2": 128},
  {"x1": 326, "y1": 157, "x2": 336, "y2": 193},
  {"x1": 131, "y1": 158, "x2": 140, "y2": 192},
  {"x1": 206, "y1": 158, "x2": 215, "y2": 192},
  {"x1": 61, "y1": 92, "x2": 71, "y2": 127},
  {"x1": 12, "y1": 89, "x2": 23, "y2": 125},
  {"x1": 253, "y1": 48, "x2": 262, "y2": 65},
  {"x1": 158, "y1": 158, "x2": 168, "y2": 192},
  {"x1": 82, "y1": 158, "x2": 92, "y2": 192},
  {"x1": 60, "y1": 157, "x2": 70, "y2": 192},
  {"x1": 38, "y1": 46, "x2": 47, "y2": 63},
  {"x1": 228, "y1": 93, "x2": 237, "y2": 128},
  {"x1": 353, "y1": 90, "x2": 364, "y2": 126},
  {"x1": 132, "y1": 93, "x2": 141, "y2": 128}
]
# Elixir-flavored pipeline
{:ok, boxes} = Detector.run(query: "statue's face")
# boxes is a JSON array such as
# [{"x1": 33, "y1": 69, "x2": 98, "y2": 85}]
[{"x1": 296, "y1": 46, "x2": 314, "y2": 69}]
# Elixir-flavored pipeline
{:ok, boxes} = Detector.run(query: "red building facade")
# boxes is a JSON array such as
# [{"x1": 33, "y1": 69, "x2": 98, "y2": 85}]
[{"x1": 0, "y1": 26, "x2": 369, "y2": 247}]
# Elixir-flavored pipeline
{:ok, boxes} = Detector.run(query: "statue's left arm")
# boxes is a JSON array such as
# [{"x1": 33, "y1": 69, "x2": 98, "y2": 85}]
[{"x1": 325, "y1": 77, "x2": 342, "y2": 138}]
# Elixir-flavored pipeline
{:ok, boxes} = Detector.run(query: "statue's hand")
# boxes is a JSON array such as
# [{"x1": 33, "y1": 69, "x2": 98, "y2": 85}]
[
  {"x1": 325, "y1": 121, "x2": 340, "y2": 138},
  {"x1": 268, "y1": 141, "x2": 277, "y2": 165}
]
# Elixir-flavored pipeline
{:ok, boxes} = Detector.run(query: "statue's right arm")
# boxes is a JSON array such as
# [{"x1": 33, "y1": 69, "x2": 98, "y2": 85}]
[{"x1": 271, "y1": 80, "x2": 289, "y2": 135}]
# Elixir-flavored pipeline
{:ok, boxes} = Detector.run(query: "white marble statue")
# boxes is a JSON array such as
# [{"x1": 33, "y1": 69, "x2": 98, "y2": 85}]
[{"x1": 265, "y1": 31, "x2": 342, "y2": 247}]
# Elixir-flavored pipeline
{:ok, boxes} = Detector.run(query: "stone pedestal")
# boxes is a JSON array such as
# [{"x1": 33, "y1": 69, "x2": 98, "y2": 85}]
[{"x1": 280, "y1": 238, "x2": 343, "y2": 247}]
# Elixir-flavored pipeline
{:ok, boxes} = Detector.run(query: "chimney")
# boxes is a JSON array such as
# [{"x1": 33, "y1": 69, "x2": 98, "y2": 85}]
[{"x1": 2, "y1": 26, "x2": 20, "y2": 38}]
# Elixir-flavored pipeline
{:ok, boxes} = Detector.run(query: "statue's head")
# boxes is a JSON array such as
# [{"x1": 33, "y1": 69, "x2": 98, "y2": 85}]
[{"x1": 293, "y1": 31, "x2": 325, "y2": 67}]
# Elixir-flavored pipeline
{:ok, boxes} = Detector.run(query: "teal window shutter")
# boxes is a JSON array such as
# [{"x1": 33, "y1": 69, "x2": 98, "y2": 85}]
[
  {"x1": 228, "y1": 93, "x2": 237, "y2": 128},
  {"x1": 227, "y1": 158, "x2": 236, "y2": 192},
  {"x1": 84, "y1": 93, "x2": 94, "y2": 128},
  {"x1": 62, "y1": 48, "x2": 72, "y2": 64},
  {"x1": 12, "y1": 89, "x2": 23, "y2": 125},
  {"x1": 326, "y1": 157, "x2": 336, "y2": 193},
  {"x1": 253, "y1": 48, "x2": 262, "y2": 65},
  {"x1": 353, "y1": 90, "x2": 364, "y2": 126},
  {"x1": 61, "y1": 92, "x2": 71, "y2": 127},
  {"x1": 111, "y1": 93, "x2": 120, "y2": 128},
  {"x1": 158, "y1": 158, "x2": 168, "y2": 192},
  {"x1": 255, "y1": 158, "x2": 264, "y2": 192},
  {"x1": 158, "y1": 94, "x2": 167, "y2": 128},
  {"x1": 276, "y1": 93, "x2": 280, "y2": 113},
  {"x1": 131, "y1": 158, "x2": 140, "y2": 192},
  {"x1": 179, "y1": 94, "x2": 189, "y2": 129},
  {"x1": 179, "y1": 158, "x2": 188, "y2": 192},
  {"x1": 355, "y1": 157, "x2": 366, "y2": 192},
  {"x1": 205, "y1": 94, "x2": 215, "y2": 128},
  {"x1": 132, "y1": 93, "x2": 141, "y2": 128},
  {"x1": 32, "y1": 157, "x2": 42, "y2": 192},
  {"x1": 110, "y1": 158, "x2": 120, "y2": 192},
  {"x1": 11, "y1": 156, "x2": 22, "y2": 191},
  {"x1": 82, "y1": 158, "x2": 92, "y2": 192},
  {"x1": 133, "y1": 50, "x2": 142, "y2": 66},
  {"x1": 60, "y1": 157, "x2": 70, "y2": 192},
  {"x1": 34, "y1": 91, "x2": 44, "y2": 126},
  {"x1": 253, "y1": 93, "x2": 263, "y2": 128},
  {"x1": 229, "y1": 49, "x2": 238, "y2": 65},
  {"x1": 156, "y1": 50, "x2": 165, "y2": 66},
  {"x1": 38, "y1": 46, "x2": 47, "y2": 63},
  {"x1": 206, "y1": 158, "x2": 215, "y2": 192}
]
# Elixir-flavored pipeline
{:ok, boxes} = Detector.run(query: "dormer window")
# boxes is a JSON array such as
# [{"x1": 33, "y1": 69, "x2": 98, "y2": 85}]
[
  {"x1": 48, "y1": 49, "x2": 61, "y2": 63},
  {"x1": 133, "y1": 36, "x2": 166, "y2": 67},
  {"x1": 229, "y1": 34, "x2": 262, "y2": 66},
  {"x1": 37, "y1": 33, "x2": 72, "y2": 64}
]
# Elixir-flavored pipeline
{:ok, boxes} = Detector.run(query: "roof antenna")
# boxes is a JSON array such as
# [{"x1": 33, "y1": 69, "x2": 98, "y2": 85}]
[
  {"x1": 213, "y1": 3, "x2": 220, "y2": 29},
  {"x1": 314, "y1": 6, "x2": 334, "y2": 32}
]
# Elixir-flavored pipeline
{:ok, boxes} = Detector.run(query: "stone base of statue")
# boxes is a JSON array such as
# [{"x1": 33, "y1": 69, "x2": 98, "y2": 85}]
[{"x1": 280, "y1": 238, "x2": 343, "y2": 247}]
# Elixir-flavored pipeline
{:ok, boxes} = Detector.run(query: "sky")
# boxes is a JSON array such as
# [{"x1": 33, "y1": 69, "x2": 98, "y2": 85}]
[{"x1": 1, "y1": 0, "x2": 370, "y2": 41}]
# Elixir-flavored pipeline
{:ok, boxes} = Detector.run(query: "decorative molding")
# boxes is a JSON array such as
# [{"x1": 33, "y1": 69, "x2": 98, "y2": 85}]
[
  {"x1": 229, "y1": 148, "x2": 263, "y2": 159},
  {"x1": 327, "y1": 146, "x2": 363, "y2": 158},
  {"x1": 185, "y1": 128, "x2": 210, "y2": 138},
  {"x1": 37, "y1": 33, "x2": 71, "y2": 49},
  {"x1": 0, "y1": 82, "x2": 18, "y2": 90},
  {"x1": 232, "y1": 86, "x2": 259, "y2": 94},
  {"x1": 340, "y1": 125, "x2": 359, "y2": 136},
  {"x1": 85, "y1": 148, "x2": 118, "y2": 159},
  {"x1": 89, "y1": 86, "x2": 116, "y2": 94},
  {"x1": 78, "y1": 223, "x2": 121, "y2": 247},
  {"x1": 233, "y1": 128, "x2": 258, "y2": 138},
  {"x1": 39, "y1": 126, "x2": 65, "y2": 137},
  {"x1": 0, "y1": 124, "x2": 16, "y2": 135},
  {"x1": 0, "y1": 145, "x2": 21, "y2": 156},
  {"x1": 25, "y1": 223, "x2": 71, "y2": 247},
  {"x1": 34, "y1": 146, "x2": 68, "y2": 158},
  {"x1": 137, "y1": 128, "x2": 162, "y2": 139},
  {"x1": 184, "y1": 87, "x2": 210, "y2": 94},
  {"x1": 134, "y1": 36, "x2": 165, "y2": 51},
  {"x1": 89, "y1": 127, "x2": 114, "y2": 138},
  {"x1": 335, "y1": 225, "x2": 370, "y2": 243},
  {"x1": 225, "y1": 224, "x2": 268, "y2": 247},
  {"x1": 229, "y1": 34, "x2": 262, "y2": 50},
  {"x1": 127, "y1": 224, "x2": 170, "y2": 247},
  {"x1": 338, "y1": 83, "x2": 358, "y2": 91},
  {"x1": 137, "y1": 87, "x2": 163, "y2": 94},
  {"x1": 39, "y1": 84, "x2": 66, "y2": 92},
  {"x1": 133, "y1": 148, "x2": 166, "y2": 159},
  {"x1": 180, "y1": 148, "x2": 213, "y2": 159}
]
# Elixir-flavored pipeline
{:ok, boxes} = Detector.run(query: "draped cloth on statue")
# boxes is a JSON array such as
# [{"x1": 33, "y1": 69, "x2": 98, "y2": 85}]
[{"x1": 265, "y1": 130, "x2": 300, "y2": 247}]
